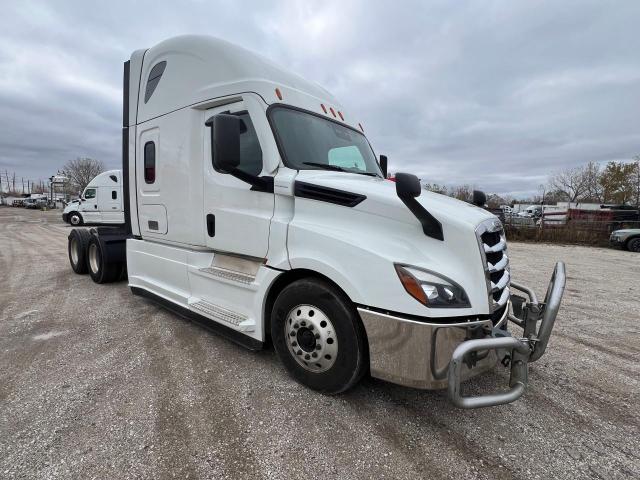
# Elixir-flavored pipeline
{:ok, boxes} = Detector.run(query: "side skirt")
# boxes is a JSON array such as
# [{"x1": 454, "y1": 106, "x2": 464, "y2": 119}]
[{"x1": 130, "y1": 286, "x2": 264, "y2": 351}]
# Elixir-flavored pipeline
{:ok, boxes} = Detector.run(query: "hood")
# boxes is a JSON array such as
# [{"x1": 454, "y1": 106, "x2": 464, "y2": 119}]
[
  {"x1": 612, "y1": 229, "x2": 640, "y2": 234},
  {"x1": 294, "y1": 170, "x2": 495, "y2": 232}
]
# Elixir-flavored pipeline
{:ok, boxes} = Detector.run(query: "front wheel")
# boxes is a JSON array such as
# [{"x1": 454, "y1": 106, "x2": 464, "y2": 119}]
[
  {"x1": 271, "y1": 278, "x2": 368, "y2": 394},
  {"x1": 627, "y1": 237, "x2": 640, "y2": 253},
  {"x1": 69, "y1": 212, "x2": 83, "y2": 226}
]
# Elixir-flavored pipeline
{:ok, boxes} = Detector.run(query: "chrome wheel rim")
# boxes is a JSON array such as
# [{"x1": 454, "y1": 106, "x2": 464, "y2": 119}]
[
  {"x1": 285, "y1": 304, "x2": 338, "y2": 372},
  {"x1": 70, "y1": 238, "x2": 79, "y2": 265},
  {"x1": 70, "y1": 214, "x2": 80, "y2": 225},
  {"x1": 88, "y1": 243, "x2": 99, "y2": 274}
]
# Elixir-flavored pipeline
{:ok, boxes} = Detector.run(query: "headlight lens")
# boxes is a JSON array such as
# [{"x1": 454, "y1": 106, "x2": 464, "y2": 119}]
[{"x1": 395, "y1": 264, "x2": 471, "y2": 308}]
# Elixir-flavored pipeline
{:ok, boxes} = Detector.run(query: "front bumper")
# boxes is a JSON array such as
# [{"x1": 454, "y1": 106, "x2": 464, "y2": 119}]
[
  {"x1": 609, "y1": 237, "x2": 625, "y2": 248},
  {"x1": 358, "y1": 262, "x2": 566, "y2": 408}
]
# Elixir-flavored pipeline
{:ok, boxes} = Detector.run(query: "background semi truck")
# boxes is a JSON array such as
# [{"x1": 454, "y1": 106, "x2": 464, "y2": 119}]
[
  {"x1": 67, "y1": 35, "x2": 565, "y2": 408},
  {"x1": 62, "y1": 170, "x2": 124, "y2": 226}
]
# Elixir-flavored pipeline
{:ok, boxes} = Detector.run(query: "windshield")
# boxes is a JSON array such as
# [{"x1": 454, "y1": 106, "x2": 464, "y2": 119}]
[{"x1": 270, "y1": 107, "x2": 382, "y2": 177}]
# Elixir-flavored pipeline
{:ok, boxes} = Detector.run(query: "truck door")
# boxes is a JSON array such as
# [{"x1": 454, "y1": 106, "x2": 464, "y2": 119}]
[
  {"x1": 203, "y1": 101, "x2": 274, "y2": 259},
  {"x1": 101, "y1": 186, "x2": 122, "y2": 223},
  {"x1": 79, "y1": 187, "x2": 100, "y2": 222}
]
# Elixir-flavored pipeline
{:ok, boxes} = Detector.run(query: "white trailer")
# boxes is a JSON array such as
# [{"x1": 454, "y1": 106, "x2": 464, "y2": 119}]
[
  {"x1": 62, "y1": 170, "x2": 124, "y2": 225},
  {"x1": 67, "y1": 36, "x2": 566, "y2": 407}
]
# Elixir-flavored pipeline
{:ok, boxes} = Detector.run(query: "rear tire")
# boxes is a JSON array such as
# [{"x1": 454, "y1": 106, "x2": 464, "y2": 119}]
[
  {"x1": 68, "y1": 229, "x2": 91, "y2": 274},
  {"x1": 87, "y1": 235, "x2": 122, "y2": 284},
  {"x1": 271, "y1": 278, "x2": 367, "y2": 394},
  {"x1": 69, "y1": 212, "x2": 83, "y2": 226},
  {"x1": 627, "y1": 237, "x2": 640, "y2": 253}
]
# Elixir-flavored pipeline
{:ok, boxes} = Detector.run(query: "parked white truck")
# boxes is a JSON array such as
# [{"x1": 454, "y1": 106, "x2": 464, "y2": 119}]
[
  {"x1": 67, "y1": 35, "x2": 565, "y2": 408},
  {"x1": 62, "y1": 170, "x2": 124, "y2": 226}
]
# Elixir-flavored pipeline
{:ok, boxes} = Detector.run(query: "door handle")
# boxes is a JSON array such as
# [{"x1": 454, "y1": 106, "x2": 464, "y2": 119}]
[{"x1": 206, "y1": 214, "x2": 215, "y2": 237}]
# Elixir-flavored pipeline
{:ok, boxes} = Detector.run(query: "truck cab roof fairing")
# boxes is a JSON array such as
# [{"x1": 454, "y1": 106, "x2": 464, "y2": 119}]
[{"x1": 134, "y1": 36, "x2": 341, "y2": 123}]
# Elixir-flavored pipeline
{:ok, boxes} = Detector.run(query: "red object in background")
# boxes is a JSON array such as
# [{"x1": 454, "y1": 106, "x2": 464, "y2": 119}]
[{"x1": 387, "y1": 176, "x2": 396, "y2": 182}]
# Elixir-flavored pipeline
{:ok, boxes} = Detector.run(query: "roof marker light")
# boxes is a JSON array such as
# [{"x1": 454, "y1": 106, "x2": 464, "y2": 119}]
[
  {"x1": 329, "y1": 107, "x2": 336, "y2": 117},
  {"x1": 358, "y1": 123, "x2": 364, "y2": 132},
  {"x1": 275, "y1": 88, "x2": 283, "y2": 100},
  {"x1": 321, "y1": 104, "x2": 327, "y2": 113},
  {"x1": 338, "y1": 111, "x2": 344, "y2": 121}
]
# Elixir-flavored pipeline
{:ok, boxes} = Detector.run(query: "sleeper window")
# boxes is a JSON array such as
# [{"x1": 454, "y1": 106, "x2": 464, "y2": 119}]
[
  {"x1": 144, "y1": 61, "x2": 167, "y2": 103},
  {"x1": 112, "y1": 190, "x2": 117, "y2": 200},
  {"x1": 144, "y1": 141, "x2": 156, "y2": 184}
]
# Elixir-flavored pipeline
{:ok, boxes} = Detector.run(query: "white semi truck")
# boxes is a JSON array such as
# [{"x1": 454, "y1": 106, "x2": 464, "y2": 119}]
[
  {"x1": 62, "y1": 170, "x2": 124, "y2": 226},
  {"x1": 67, "y1": 35, "x2": 565, "y2": 408}
]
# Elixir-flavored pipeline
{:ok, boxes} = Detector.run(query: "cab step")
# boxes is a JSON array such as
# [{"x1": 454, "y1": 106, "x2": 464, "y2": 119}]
[
  {"x1": 189, "y1": 298, "x2": 255, "y2": 332},
  {"x1": 198, "y1": 266, "x2": 255, "y2": 284}
]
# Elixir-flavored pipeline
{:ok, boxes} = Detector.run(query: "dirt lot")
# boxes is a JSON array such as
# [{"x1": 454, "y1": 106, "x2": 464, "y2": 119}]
[{"x1": 0, "y1": 207, "x2": 638, "y2": 479}]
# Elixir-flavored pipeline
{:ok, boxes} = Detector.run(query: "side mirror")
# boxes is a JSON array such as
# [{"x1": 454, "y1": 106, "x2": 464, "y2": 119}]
[
  {"x1": 395, "y1": 172, "x2": 421, "y2": 199},
  {"x1": 379, "y1": 155, "x2": 388, "y2": 179},
  {"x1": 206, "y1": 114, "x2": 242, "y2": 172},
  {"x1": 473, "y1": 190, "x2": 487, "y2": 207}
]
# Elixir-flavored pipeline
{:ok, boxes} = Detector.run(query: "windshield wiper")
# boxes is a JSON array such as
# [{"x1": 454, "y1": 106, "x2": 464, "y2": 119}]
[
  {"x1": 303, "y1": 162, "x2": 346, "y2": 171},
  {"x1": 302, "y1": 162, "x2": 380, "y2": 177}
]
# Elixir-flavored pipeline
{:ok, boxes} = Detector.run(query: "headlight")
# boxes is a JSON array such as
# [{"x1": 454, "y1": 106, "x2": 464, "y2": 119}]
[{"x1": 395, "y1": 264, "x2": 471, "y2": 308}]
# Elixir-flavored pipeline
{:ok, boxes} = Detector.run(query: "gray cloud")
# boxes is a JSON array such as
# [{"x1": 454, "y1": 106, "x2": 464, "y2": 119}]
[{"x1": 0, "y1": 0, "x2": 638, "y2": 196}]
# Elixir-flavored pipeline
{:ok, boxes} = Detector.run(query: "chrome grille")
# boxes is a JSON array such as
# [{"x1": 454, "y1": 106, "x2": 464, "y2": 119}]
[{"x1": 476, "y1": 218, "x2": 510, "y2": 314}]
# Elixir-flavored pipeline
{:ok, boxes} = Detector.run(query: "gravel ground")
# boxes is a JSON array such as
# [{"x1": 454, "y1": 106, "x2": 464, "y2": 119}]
[{"x1": 1, "y1": 207, "x2": 638, "y2": 480}]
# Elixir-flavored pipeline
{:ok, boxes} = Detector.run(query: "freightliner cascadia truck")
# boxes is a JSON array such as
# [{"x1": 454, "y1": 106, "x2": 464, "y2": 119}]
[
  {"x1": 62, "y1": 170, "x2": 124, "y2": 226},
  {"x1": 67, "y1": 35, "x2": 566, "y2": 408}
]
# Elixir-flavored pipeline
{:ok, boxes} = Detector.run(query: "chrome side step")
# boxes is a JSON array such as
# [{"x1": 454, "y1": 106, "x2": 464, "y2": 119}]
[{"x1": 189, "y1": 299, "x2": 255, "y2": 332}]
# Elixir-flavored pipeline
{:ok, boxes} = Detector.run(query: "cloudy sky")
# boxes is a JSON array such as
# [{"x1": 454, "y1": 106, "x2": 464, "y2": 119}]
[{"x1": 1, "y1": 0, "x2": 638, "y2": 196}]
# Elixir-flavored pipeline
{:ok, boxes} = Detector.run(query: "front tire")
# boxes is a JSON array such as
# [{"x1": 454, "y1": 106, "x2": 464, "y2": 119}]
[
  {"x1": 69, "y1": 212, "x2": 83, "y2": 226},
  {"x1": 627, "y1": 237, "x2": 640, "y2": 253},
  {"x1": 87, "y1": 236, "x2": 122, "y2": 284},
  {"x1": 271, "y1": 278, "x2": 367, "y2": 394}
]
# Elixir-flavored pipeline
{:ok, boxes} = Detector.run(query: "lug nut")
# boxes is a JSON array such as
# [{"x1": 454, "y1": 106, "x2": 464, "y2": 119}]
[
  {"x1": 315, "y1": 345, "x2": 321, "y2": 350},
  {"x1": 301, "y1": 321, "x2": 306, "y2": 326},
  {"x1": 312, "y1": 352, "x2": 317, "y2": 358},
  {"x1": 292, "y1": 341, "x2": 297, "y2": 347},
  {"x1": 315, "y1": 333, "x2": 320, "y2": 339},
  {"x1": 293, "y1": 323, "x2": 299, "y2": 329},
  {"x1": 308, "y1": 324, "x2": 314, "y2": 330},
  {"x1": 296, "y1": 350, "x2": 302, "y2": 355},
  {"x1": 289, "y1": 332, "x2": 295, "y2": 337},
  {"x1": 304, "y1": 354, "x2": 310, "y2": 360}
]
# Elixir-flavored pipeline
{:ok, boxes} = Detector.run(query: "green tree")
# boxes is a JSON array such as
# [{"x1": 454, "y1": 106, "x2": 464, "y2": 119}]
[{"x1": 599, "y1": 161, "x2": 636, "y2": 204}]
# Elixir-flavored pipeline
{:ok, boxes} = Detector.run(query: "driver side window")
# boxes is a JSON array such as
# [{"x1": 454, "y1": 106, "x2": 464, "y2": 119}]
[{"x1": 84, "y1": 188, "x2": 96, "y2": 199}]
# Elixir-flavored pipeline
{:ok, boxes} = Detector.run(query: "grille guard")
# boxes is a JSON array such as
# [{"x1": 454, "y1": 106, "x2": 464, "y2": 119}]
[{"x1": 448, "y1": 262, "x2": 566, "y2": 408}]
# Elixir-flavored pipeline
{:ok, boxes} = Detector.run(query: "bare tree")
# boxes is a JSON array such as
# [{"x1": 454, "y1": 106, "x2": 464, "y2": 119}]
[
  {"x1": 582, "y1": 161, "x2": 604, "y2": 202},
  {"x1": 61, "y1": 157, "x2": 105, "y2": 195},
  {"x1": 548, "y1": 165, "x2": 591, "y2": 203},
  {"x1": 424, "y1": 183, "x2": 449, "y2": 195},
  {"x1": 451, "y1": 184, "x2": 473, "y2": 203}
]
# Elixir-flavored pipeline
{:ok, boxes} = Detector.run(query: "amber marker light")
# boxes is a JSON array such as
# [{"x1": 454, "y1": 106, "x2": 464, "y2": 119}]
[
  {"x1": 395, "y1": 265, "x2": 428, "y2": 305},
  {"x1": 275, "y1": 88, "x2": 283, "y2": 100},
  {"x1": 321, "y1": 104, "x2": 327, "y2": 113},
  {"x1": 329, "y1": 107, "x2": 336, "y2": 117},
  {"x1": 338, "y1": 111, "x2": 344, "y2": 120}
]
